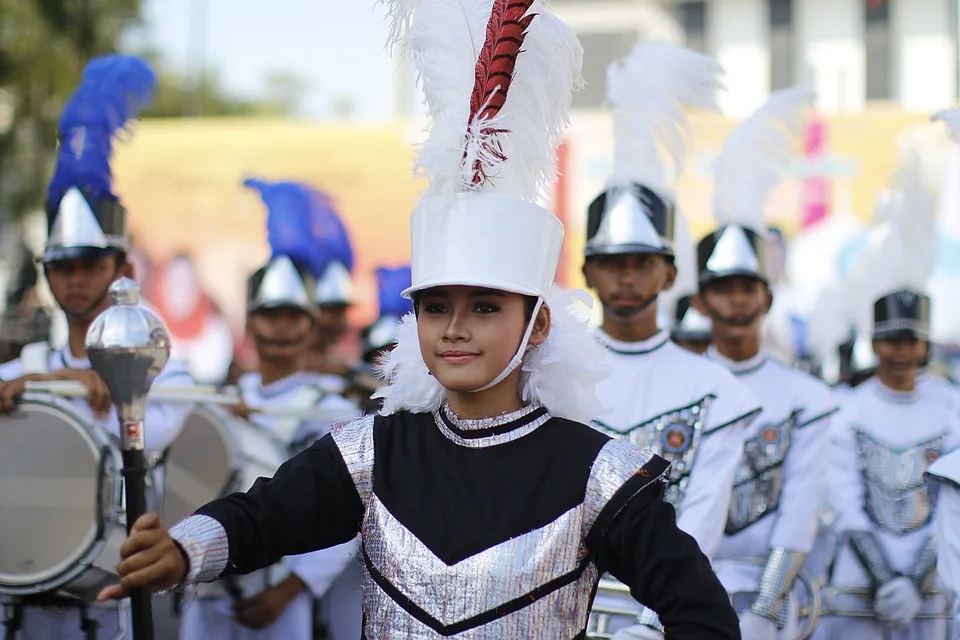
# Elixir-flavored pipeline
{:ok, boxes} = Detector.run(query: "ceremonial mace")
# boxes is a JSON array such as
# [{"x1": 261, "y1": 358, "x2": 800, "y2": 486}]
[{"x1": 86, "y1": 277, "x2": 171, "y2": 640}]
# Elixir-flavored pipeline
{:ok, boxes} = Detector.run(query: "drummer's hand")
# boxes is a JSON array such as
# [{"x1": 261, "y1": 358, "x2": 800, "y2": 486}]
[
  {"x1": 51, "y1": 368, "x2": 112, "y2": 417},
  {"x1": 233, "y1": 574, "x2": 306, "y2": 629},
  {"x1": 0, "y1": 373, "x2": 59, "y2": 412},
  {"x1": 96, "y1": 513, "x2": 188, "y2": 602},
  {"x1": 228, "y1": 401, "x2": 253, "y2": 421}
]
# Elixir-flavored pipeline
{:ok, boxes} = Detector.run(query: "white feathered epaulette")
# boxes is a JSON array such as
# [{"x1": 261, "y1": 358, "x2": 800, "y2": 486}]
[
  {"x1": 605, "y1": 40, "x2": 724, "y2": 203},
  {"x1": 713, "y1": 86, "x2": 815, "y2": 231},
  {"x1": 374, "y1": 287, "x2": 612, "y2": 424}
]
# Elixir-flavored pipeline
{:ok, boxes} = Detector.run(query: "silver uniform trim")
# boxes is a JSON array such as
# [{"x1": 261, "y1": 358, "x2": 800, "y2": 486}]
[
  {"x1": 908, "y1": 536, "x2": 939, "y2": 591},
  {"x1": 854, "y1": 429, "x2": 944, "y2": 535},
  {"x1": 359, "y1": 437, "x2": 661, "y2": 636},
  {"x1": 330, "y1": 414, "x2": 376, "y2": 508},
  {"x1": 846, "y1": 530, "x2": 896, "y2": 585},
  {"x1": 592, "y1": 395, "x2": 711, "y2": 508},
  {"x1": 583, "y1": 439, "x2": 658, "y2": 531},
  {"x1": 750, "y1": 548, "x2": 808, "y2": 627},
  {"x1": 433, "y1": 402, "x2": 548, "y2": 448},
  {"x1": 725, "y1": 412, "x2": 798, "y2": 534},
  {"x1": 363, "y1": 561, "x2": 600, "y2": 638},
  {"x1": 169, "y1": 514, "x2": 230, "y2": 584}
]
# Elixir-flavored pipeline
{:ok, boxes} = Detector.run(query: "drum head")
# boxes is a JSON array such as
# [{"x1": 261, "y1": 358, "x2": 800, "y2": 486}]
[
  {"x1": 162, "y1": 406, "x2": 236, "y2": 526},
  {"x1": 0, "y1": 398, "x2": 105, "y2": 588}
]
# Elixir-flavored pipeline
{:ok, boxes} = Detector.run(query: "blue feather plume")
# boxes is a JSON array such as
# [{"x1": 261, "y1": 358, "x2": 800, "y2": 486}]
[
  {"x1": 47, "y1": 54, "x2": 157, "y2": 207},
  {"x1": 376, "y1": 266, "x2": 413, "y2": 317},
  {"x1": 303, "y1": 186, "x2": 355, "y2": 274},
  {"x1": 245, "y1": 178, "x2": 329, "y2": 278}
]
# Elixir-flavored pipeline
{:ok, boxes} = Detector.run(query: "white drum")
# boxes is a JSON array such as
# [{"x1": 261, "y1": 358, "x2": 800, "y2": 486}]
[
  {"x1": 159, "y1": 405, "x2": 287, "y2": 527},
  {"x1": 0, "y1": 393, "x2": 127, "y2": 602}
]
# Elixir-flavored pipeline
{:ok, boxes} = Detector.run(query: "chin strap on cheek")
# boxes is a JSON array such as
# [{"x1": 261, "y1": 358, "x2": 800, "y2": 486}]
[{"x1": 471, "y1": 296, "x2": 544, "y2": 393}]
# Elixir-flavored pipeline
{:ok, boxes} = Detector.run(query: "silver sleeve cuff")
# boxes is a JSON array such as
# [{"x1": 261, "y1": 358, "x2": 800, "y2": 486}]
[
  {"x1": 749, "y1": 548, "x2": 807, "y2": 628},
  {"x1": 169, "y1": 515, "x2": 230, "y2": 585},
  {"x1": 907, "y1": 536, "x2": 938, "y2": 591},
  {"x1": 847, "y1": 530, "x2": 897, "y2": 586},
  {"x1": 635, "y1": 605, "x2": 665, "y2": 631}
]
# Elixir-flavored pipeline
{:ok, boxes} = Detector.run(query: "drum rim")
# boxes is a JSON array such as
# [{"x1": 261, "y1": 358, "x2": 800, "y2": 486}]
[
  {"x1": 160, "y1": 403, "x2": 246, "y2": 525},
  {"x1": 0, "y1": 395, "x2": 122, "y2": 594}
]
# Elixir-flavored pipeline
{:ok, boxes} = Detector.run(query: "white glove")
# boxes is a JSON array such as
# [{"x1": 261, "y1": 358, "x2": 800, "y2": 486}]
[
  {"x1": 611, "y1": 624, "x2": 664, "y2": 640},
  {"x1": 874, "y1": 577, "x2": 923, "y2": 627},
  {"x1": 738, "y1": 610, "x2": 778, "y2": 640}
]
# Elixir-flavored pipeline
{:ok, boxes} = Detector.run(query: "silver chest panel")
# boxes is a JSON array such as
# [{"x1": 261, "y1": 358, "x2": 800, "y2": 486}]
[
  {"x1": 855, "y1": 429, "x2": 944, "y2": 535},
  {"x1": 725, "y1": 413, "x2": 797, "y2": 534},
  {"x1": 360, "y1": 496, "x2": 597, "y2": 638},
  {"x1": 592, "y1": 396, "x2": 712, "y2": 507}
]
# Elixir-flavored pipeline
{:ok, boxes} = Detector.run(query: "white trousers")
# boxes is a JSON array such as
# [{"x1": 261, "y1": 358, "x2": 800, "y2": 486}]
[
  {"x1": 812, "y1": 616, "x2": 948, "y2": 640},
  {"x1": 179, "y1": 592, "x2": 314, "y2": 640}
]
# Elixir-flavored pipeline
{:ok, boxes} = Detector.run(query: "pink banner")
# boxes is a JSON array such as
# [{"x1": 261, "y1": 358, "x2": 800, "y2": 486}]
[{"x1": 801, "y1": 117, "x2": 829, "y2": 228}]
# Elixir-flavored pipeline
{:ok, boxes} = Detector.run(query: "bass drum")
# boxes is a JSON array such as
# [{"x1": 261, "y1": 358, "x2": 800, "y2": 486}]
[
  {"x1": 0, "y1": 393, "x2": 126, "y2": 602},
  {"x1": 160, "y1": 404, "x2": 287, "y2": 527}
]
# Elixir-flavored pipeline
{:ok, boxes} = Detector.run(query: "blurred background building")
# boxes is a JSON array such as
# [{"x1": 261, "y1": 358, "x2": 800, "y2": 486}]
[{"x1": 0, "y1": 0, "x2": 958, "y2": 380}]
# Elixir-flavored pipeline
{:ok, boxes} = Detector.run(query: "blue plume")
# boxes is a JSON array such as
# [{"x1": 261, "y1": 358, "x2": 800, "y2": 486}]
[
  {"x1": 245, "y1": 178, "x2": 330, "y2": 278},
  {"x1": 303, "y1": 186, "x2": 355, "y2": 274},
  {"x1": 47, "y1": 54, "x2": 157, "y2": 207},
  {"x1": 376, "y1": 266, "x2": 413, "y2": 316}
]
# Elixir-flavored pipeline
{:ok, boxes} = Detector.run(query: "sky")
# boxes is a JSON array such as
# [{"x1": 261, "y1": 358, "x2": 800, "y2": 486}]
[{"x1": 129, "y1": 0, "x2": 405, "y2": 120}]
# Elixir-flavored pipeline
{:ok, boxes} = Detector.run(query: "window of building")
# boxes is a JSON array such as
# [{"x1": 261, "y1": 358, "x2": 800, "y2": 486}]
[
  {"x1": 677, "y1": 2, "x2": 709, "y2": 54},
  {"x1": 769, "y1": 0, "x2": 793, "y2": 90},
  {"x1": 864, "y1": 0, "x2": 891, "y2": 100},
  {"x1": 572, "y1": 31, "x2": 638, "y2": 109}
]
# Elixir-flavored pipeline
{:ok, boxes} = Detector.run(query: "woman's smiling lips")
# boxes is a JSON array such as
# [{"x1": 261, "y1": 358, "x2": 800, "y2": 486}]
[{"x1": 439, "y1": 350, "x2": 479, "y2": 364}]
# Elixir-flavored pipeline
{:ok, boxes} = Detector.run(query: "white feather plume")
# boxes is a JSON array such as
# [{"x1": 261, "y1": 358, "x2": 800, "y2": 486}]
[
  {"x1": 934, "y1": 107, "x2": 960, "y2": 141},
  {"x1": 845, "y1": 131, "x2": 940, "y2": 337},
  {"x1": 713, "y1": 86, "x2": 815, "y2": 230},
  {"x1": 373, "y1": 286, "x2": 612, "y2": 423},
  {"x1": 382, "y1": 0, "x2": 583, "y2": 203},
  {"x1": 605, "y1": 40, "x2": 724, "y2": 203},
  {"x1": 806, "y1": 280, "x2": 852, "y2": 365}
]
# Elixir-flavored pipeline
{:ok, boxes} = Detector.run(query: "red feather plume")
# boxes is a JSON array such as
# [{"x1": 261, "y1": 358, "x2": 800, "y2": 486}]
[{"x1": 466, "y1": 0, "x2": 537, "y2": 186}]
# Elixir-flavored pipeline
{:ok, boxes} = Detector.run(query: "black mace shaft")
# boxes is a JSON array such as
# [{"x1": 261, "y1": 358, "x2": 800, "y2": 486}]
[{"x1": 122, "y1": 446, "x2": 153, "y2": 640}]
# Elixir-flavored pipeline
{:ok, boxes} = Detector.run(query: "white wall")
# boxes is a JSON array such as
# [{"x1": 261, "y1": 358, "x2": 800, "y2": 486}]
[
  {"x1": 795, "y1": 0, "x2": 864, "y2": 114},
  {"x1": 892, "y1": 0, "x2": 955, "y2": 111},
  {"x1": 709, "y1": 0, "x2": 769, "y2": 117}
]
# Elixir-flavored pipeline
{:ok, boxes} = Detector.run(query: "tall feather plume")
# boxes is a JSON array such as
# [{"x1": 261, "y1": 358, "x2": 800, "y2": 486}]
[
  {"x1": 606, "y1": 41, "x2": 724, "y2": 202},
  {"x1": 47, "y1": 54, "x2": 157, "y2": 207},
  {"x1": 845, "y1": 130, "x2": 939, "y2": 337},
  {"x1": 713, "y1": 86, "x2": 815, "y2": 230},
  {"x1": 381, "y1": 0, "x2": 583, "y2": 202}
]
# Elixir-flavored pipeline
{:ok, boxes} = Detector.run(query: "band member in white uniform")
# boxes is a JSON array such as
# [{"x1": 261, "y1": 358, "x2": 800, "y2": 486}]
[
  {"x1": 689, "y1": 87, "x2": 833, "y2": 640},
  {"x1": 819, "y1": 176, "x2": 959, "y2": 639},
  {"x1": 580, "y1": 42, "x2": 759, "y2": 640},
  {"x1": 0, "y1": 54, "x2": 195, "y2": 640},
  {"x1": 178, "y1": 179, "x2": 361, "y2": 640},
  {"x1": 926, "y1": 449, "x2": 960, "y2": 630},
  {"x1": 96, "y1": 2, "x2": 741, "y2": 637}
]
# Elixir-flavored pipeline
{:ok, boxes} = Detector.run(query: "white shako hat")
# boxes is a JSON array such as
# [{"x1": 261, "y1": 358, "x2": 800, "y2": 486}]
[{"x1": 374, "y1": 0, "x2": 610, "y2": 423}]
